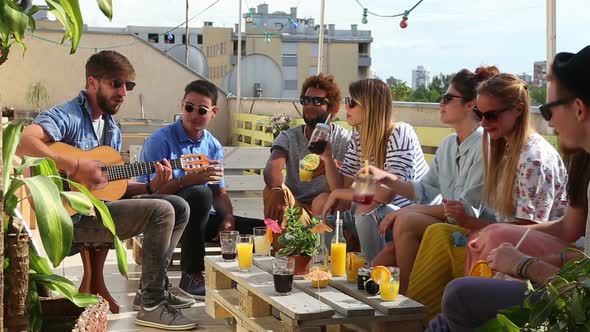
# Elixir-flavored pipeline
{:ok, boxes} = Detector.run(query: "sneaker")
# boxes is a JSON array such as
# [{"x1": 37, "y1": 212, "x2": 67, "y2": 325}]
[
  {"x1": 133, "y1": 290, "x2": 195, "y2": 311},
  {"x1": 136, "y1": 301, "x2": 198, "y2": 330},
  {"x1": 179, "y1": 271, "x2": 206, "y2": 300}
]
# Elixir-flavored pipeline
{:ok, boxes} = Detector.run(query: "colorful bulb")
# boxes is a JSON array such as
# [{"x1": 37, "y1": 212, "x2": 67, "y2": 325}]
[{"x1": 400, "y1": 17, "x2": 408, "y2": 29}]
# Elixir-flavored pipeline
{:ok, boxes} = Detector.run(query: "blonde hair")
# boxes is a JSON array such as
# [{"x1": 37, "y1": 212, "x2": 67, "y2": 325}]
[
  {"x1": 478, "y1": 73, "x2": 534, "y2": 217},
  {"x1": 349, "y1": 79, "x2": 394, "y2": 169}
]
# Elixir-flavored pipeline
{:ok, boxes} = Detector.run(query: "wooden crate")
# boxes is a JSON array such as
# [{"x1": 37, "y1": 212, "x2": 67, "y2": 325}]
[{"x1": 205, "y1": 256, "x2": 425, "y2": 332}]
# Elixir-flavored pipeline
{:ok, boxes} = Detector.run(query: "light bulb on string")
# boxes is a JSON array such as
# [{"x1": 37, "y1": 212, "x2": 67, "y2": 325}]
[
  {"x1": 361, "y1": 8, "x2": 368, "y2": 24},
  {"x1": 288, "y1": 16, "x2": 298, "y2": 29},
  {"x1": 400, "y1": 16, "x2": 408, "y2": 29},
  {"x1": 166, "y1": 32, "x2": 173, "y2": 40},
  {"x1": 246, "y1": 13, "x2": 253, "y2": 24},
  {"x1": 265, "y1": 32, "x2": 271, "y2": 44}
]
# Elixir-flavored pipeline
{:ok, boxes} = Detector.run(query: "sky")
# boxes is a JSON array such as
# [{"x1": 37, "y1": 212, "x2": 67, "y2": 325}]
[{"x1": 71, "y1": 0, "x2": 590, "y2": 84}]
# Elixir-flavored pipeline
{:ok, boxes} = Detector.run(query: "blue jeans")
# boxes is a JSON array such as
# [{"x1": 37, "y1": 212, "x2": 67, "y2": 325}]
[
  {"x1": 103, "y1": 195, "x2": 190, "y2": 307},
  {"x1": 321, "y1": 203, "x2": 397, "y2": 262}
]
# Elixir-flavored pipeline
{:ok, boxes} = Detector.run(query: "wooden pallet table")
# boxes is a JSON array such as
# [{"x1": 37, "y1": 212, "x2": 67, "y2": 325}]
[{"x1": 205, "y1": 256, "x2": 425, "y2": 332}]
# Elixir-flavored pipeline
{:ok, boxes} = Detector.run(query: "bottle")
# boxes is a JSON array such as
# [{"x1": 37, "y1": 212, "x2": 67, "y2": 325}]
[
  {"x1": 330, "y1": 218, "x2": 347, "y2": 277},
  {"x1": 308, "y1": 123, "x2": 331, "y2": 154}
]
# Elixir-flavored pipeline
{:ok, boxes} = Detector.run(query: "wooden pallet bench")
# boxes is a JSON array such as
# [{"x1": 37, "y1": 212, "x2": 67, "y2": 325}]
[{"x1": 205, "y1": 256, "x2": 425, "y2": 332}]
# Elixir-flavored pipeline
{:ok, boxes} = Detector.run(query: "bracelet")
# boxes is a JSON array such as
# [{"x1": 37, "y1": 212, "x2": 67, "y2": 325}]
[
  {"x1": 517, "y1": 256, "x2": 535, "y2": 279},
  {"x1": 271, "y1": 186, "x2": 284, "y2": 191},
  {"x1": 521, "y1": 258, "x2": 538, "y2": 279},
  {"x1": 146, "y1": 182, "x2": 154, "y2": 194},
  {"x1": 70, "y1": 159, "x2": 80, "y2": 178}
]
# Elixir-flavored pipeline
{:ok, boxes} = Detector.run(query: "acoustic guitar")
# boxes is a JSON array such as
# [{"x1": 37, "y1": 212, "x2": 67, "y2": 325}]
[{"x1": 48, "y1": 142, "x2": 208, "y2": 203}]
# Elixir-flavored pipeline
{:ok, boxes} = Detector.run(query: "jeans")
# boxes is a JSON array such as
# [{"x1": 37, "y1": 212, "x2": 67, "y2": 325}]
[
  {"x1": 175, "y1": 185, "x2": 214, "y2": 274},
  {"x1": 425, "y1": 277, "x2": 528, "y2": 332},
  {"x1": 321, "y1": 203, "x2": 397, "y2": 262},
  {"x1": 103, "y1": 194, "x2": 189, "y2": 307}
]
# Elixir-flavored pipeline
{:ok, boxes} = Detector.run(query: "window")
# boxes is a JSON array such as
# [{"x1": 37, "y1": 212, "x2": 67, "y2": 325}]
[
  {"x1": 148, "y1": 33, "x2": 159, "y2": 43},
  {"x1": 197, "y1": 34, "x2": 203, "y2": 44},
  {"x1": 164, "y1": 34, "x2": 175, "y2": 44},
  {"x1": 182, "y1": 34, "x2": 186, "y2": 44}
]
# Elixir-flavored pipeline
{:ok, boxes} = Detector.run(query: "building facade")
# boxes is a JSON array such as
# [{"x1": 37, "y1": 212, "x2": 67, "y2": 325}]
[
  {"x1": 411, "y1": 65, "x2": 430, "y2": 90},
  {"x1": 533, "y1": 61, "x2": 547, "y2": 87}
]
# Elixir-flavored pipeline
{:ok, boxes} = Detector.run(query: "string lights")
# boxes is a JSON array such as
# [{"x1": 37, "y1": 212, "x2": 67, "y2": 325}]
[{"x1": 354, "y1": 0, "x2": 424, "y2": 29}]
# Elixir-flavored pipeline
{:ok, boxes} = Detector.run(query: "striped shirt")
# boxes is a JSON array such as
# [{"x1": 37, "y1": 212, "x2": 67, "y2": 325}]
[{"x1": 340, "y1": 122, "x2": 429, "y2": 208}]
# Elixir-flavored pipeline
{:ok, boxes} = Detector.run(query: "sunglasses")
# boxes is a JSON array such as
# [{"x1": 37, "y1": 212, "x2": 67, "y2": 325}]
[
  {"x1": 344, "y1": 96, "x2": 360, "y2": 108},
  {"x1": 111, "y1": 79, "x2": 136, "y2": 91},
  {"x1": 441, "y1": 93, "x2": 465, "y2": 104},
  {"x1": 184, "y1": 103, "x2": 211, "y2": 115},
  {"x1": 539, "y1": 97, "x2": 575, "y2": 121},
  {"x1": 472, "y1": 106, "x2": 511, "y2": 122},
  {"x1": 300, "y1": 96, "x2": 329, "y2": 106}
]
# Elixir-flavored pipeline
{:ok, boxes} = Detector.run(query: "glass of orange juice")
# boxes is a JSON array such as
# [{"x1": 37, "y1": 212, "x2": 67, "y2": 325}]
[
  {"x1": 310, "y1": 264, "x2": 330, "y2": 288},
  {"x1": 379, "y1": 267, "x2": 400, "y2": 301},
  {"x1": 346, "y1": 252, "x2": 366, "y2": 283},
  {"x1": 237, "y1": 235, "x2": 254, "y2": 271}
]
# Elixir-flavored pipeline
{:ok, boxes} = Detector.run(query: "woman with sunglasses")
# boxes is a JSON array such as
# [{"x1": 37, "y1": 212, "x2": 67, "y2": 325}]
[
  {"x1": 357, "y1": 66, "x2": 498, "y2": 297},
  {"x1": 316, "y1": 78, "x2": 429, "y2": 261},
  {"x1": 407, "y1": 73, "x2": 568, "y2": 320}
]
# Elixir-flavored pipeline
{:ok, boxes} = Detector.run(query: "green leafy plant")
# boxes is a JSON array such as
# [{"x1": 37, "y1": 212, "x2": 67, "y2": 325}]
[
  {"x1": 3, "y1": 122, "x2": 127, "y2": 331},
  {"x1": 0, "y1": 0, "x2": 113, "y2": 65},
  {"x1": 480, "y1": 251, "x2": 590, "y2": 332},
  {"x1": 277, "y1": 207, "x2": 320, "y2": 257},
  {"x1": 25, "y1": 80, "x2": 49, "y2": 111}
]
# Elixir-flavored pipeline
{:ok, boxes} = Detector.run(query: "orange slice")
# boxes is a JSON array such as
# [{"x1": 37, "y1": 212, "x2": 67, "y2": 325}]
[
  {"x1": 265, "y1": 229, "x2": 274, "y2": 244},
  {"x1": 370, "y1": 265, "x2": 392, "y2": 284},
  {"x1": 347, "y1": 252, "x2": 356, "y2": 273},
  {"x1": 470, "y1": 260, "x2": 493, "y2": 278}
]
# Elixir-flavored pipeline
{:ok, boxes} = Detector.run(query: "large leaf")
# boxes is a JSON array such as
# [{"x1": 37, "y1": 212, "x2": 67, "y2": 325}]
[
  {"x1": 22, "y1": 175, "x2": 73, "y2": 267},
  {"x1": 96, "y1": 0, "x2": 112, "y2": 21},
  {"x1": 63, "y1": 179, "x2": 128, "y2": 277},
  {"x1": 29, "y1": 248, "x2": 53, "y2": 275},
  {"x1": 30, "y1": 273, "x2": 99, "y2": 306},
  {"x1": 3, "y1": 122, "x2": 23, "y2": 192},
  {"x1": 0, "y1": 0, "x2": 30, "y2": 45},
  {"x1": 53, "y1": 0, "x2": 84, "y2": 54},
  {"x1": 60, "y1": 191, "x2": 94, "y2": 216}
]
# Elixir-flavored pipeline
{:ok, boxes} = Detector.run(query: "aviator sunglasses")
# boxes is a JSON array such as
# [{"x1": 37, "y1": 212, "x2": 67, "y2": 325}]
[
  {"x1": 472, "y1": 106, "x2": 511, "y2": 122},
  {"x1": 184, "y1": 103, "x2": 211, "y2": 115},
  {"x1": 111, "y1": 79, "x2": 136, "y2": 91},
  {"x1": 300, "y1": 96, "x2": 329, "y2": 106},
  {"x1": 441, "y1": 93, "x2": 465, "y2": 104}
]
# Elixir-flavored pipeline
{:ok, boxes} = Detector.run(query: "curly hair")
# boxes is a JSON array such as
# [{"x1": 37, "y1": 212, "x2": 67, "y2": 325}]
[{"x1": 300, "y1": 73, "x2": 342, "y2": 115}]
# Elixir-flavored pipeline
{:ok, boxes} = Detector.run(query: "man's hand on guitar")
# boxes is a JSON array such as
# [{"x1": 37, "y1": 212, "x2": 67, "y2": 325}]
[
  {"x1": 151, "y1": 159, "x2": 173, "y2": 192},
  {"x1": 182, "y1": 160, "x2": 224, "y2": 185},
  {"x1": 72, "y1": 158, "x2": 108, "y2": 188}
]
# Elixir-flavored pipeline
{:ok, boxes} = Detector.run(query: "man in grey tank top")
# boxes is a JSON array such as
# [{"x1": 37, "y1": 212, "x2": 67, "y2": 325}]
[{"x1": 263, "y1": 73, "x2": 351, "y2": 228}]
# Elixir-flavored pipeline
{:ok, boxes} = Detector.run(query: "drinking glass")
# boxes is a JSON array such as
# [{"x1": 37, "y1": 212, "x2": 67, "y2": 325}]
[
  {"x1": 273, "y1": 256, "x2": 295, "y2": 295},
  {"x1": 220, "y1": 230, "x2": 239, "y2": 262},
  {"x1": 353, "y1": 173, "x2": 376, "y2": 204},
  {"x1": 379, "y1": 267, "x2": 400, "y2": 301},
  {"x1": 237, "y1": 234, "x2": 254, "y2": 271},
  {"x1": 253, "y1": 227, "x2": 271, "y2": 256}
]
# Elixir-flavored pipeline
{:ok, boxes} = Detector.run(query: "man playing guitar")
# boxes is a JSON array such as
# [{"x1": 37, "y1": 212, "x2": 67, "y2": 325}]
[{"x1": 17, "y1": 51, "x2": 198, "y2": 330}]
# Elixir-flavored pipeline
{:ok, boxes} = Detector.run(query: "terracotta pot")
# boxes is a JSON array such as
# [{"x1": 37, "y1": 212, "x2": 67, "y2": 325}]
[{"x1": 291, "y1": 255, "x2": 312, "y2": 275}]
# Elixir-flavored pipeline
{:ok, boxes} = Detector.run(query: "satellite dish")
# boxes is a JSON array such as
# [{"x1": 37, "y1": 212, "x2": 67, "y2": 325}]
[
  {"x1": 224, "y1": 54, "x2": 284, "y2": 98},
  {"x1": 165, "y1": 44, "x2": 209, "y2": 78}
]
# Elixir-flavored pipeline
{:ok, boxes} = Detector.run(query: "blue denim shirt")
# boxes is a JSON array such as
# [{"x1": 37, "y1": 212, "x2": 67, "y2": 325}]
[
  {"x1": 33, "y1": 91, "x2": 121, "y2": 151},
  {"x1": 412, "y1": 127, "x2": 495, "y2": 221},
  {"x1": 138, "y1": 118, "x2": 225, "y2": 189}
]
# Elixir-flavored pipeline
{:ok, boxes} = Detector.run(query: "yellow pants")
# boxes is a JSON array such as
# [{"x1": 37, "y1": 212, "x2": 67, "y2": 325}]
[{"x1": 406, "y1": 223, "x2": 468, "y2": 321}]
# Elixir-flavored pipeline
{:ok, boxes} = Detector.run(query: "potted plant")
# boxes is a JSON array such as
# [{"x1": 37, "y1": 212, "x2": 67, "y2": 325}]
[
  {"x1": 25, "y1": 81, "x2": 49, "y2": 112},
  {"x1": 3, "y1": 122, "x2": 127, "y2": 331},
  {"x1": 277, "y1": 207, "x2": 320, "y2": 275},
  {"x1": 481, "y1": 250, "x2": 590, "y2": 331},
  {"x1": 267, "y1": 113, "x2": 291, "y2": 139}
]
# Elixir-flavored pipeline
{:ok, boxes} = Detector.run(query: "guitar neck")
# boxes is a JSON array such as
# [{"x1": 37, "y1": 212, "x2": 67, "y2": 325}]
[{"x1": 106, "y1": 159, "x2": 183, "y2": 181}]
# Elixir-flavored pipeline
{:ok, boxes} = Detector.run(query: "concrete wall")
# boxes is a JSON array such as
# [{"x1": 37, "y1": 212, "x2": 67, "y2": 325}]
[
  {"x1": 0, "y1": 28, "x2": 232, "y2": 146},
  {"x1": 226, "y1": 97, "x2": 553, "y2": 135}
]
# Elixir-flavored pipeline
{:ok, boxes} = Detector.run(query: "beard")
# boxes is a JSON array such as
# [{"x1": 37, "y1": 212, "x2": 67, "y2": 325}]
[
  {"x1": 303, "y1": 112, "x2": 330, "y2": 128},
  {"x1": 97, "y1": 86, "x2": 121, "y2": 115}
]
